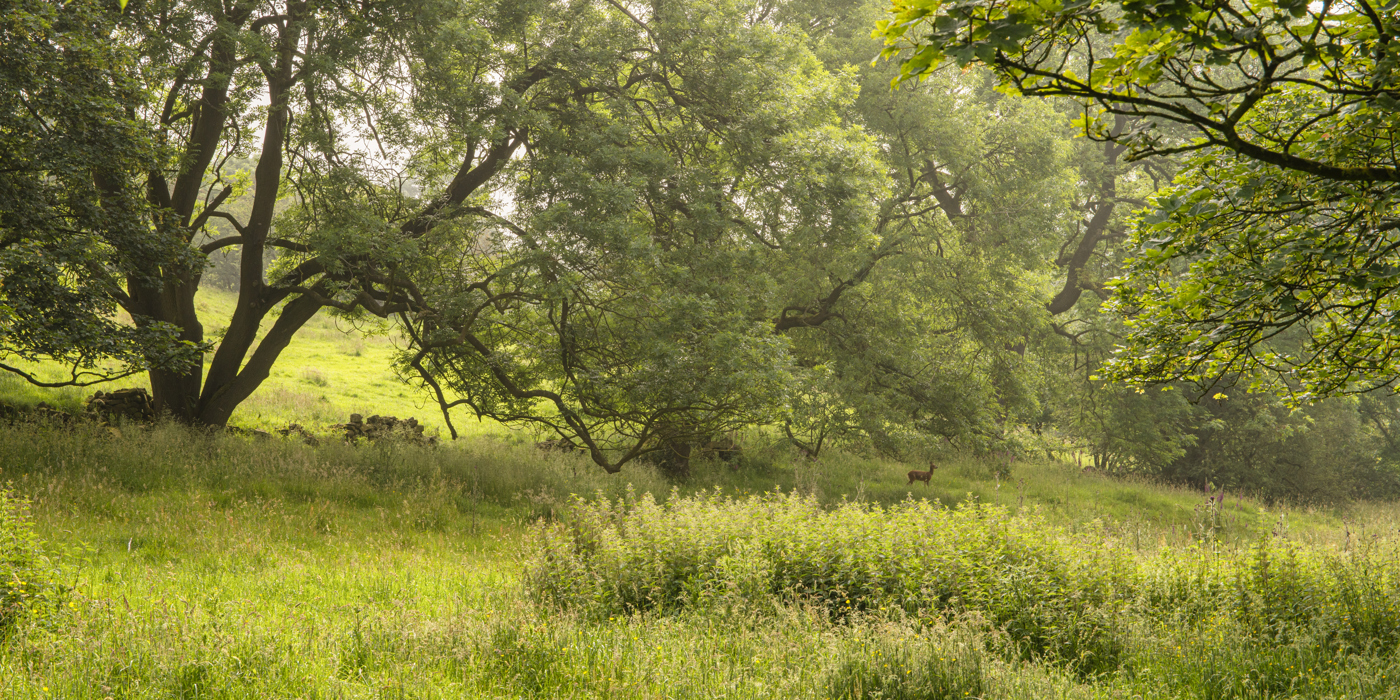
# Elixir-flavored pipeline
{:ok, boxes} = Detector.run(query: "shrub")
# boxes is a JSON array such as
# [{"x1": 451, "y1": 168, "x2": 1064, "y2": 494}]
[
  {"x1": 1232, "y1": 542, "x2": 1400, "y2": 653},
  {"x1": 526, "y1": 490, "x2": 1136, "y2": 673},
  {"x1": 1164, "y1": 392, "x2": 1394, "y2": 503},
  {"x1": 1, "y1": 486, "x2": 66, "y2": 640}
]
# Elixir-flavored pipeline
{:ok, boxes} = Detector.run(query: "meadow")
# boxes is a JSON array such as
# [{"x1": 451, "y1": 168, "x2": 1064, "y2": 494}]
[
  {"x1": 4, "y1": 290, "x2": 1400, "y2": 698},
  {"x1": 0, "y1": 289, "x2": 485, "y2": 439},
  {"x1": 2, "y1": 414, "x2": 1399, "y2": 699}
]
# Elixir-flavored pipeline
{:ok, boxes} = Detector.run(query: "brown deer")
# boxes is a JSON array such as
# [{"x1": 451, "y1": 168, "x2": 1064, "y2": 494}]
[{"x1": 906, "y1": 462, "x2": 937, "y2": 486}]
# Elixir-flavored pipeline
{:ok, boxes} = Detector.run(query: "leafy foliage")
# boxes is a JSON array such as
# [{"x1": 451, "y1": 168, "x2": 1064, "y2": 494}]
[
  {"x1": 398, "y1": 0, "x2": 883, "y2": 468},
  {"x1": 0, "y1": 0, "x2": 200, "y2": 386},
  {"x1": 1107, "y1": 154, "x2": 1400, "y2": 398},
  {"x1": 1058, "y1": 373, "x2": 1400, "y2": 501},
  {"x1": 0, "y1": 487, "x2": 67, "y2": 641},
  {"x1": 529, "y1": 491, "x2": 1135, "y2": 672},
  {"x1": 3, "y1": 0, "x2": 1161, "y2": 471},
  {"x1": 876, "y1": 0, "x2": 1400, "y2": 177},
  {"x1": 873, "y1": 0, "x2": 1400, "y2": 397},
  {"x1": 1068, "y1": 382, "x2": 1198, "y2": 474},
  {"x1": 397, "y1": 0, "x2": 1093, "y2": 468},
  {"x1": 530, "y1": 489, "x2": 1400, "y2": 683},
  {"x1": 1163, "y1": 391, "x2": 1400, "y2": 502}
]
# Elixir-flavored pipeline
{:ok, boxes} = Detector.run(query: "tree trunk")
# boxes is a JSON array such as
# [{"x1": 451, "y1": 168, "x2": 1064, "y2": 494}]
[
  {"x1": 130, "y1": 272, "x2": 204, "y2": 422},
  {"x1": 121, "y1": 5, "x2": 537, "y2": 429}
]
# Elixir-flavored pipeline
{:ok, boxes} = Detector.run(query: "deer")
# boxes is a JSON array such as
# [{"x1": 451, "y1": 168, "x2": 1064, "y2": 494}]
[{"x1": 906, "y1": 462, "x2": 937, "y2": 486}]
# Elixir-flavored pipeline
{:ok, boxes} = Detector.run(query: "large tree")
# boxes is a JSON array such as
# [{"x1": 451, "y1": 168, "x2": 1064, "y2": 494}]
[
  {"x1": 773, "y1": 0, "x2": 1170, "y2": 457},
  {"x1": 875, "y1": 0, "x2": 1400, "y2": 399},
  {"x1": 397, "y1": 0, "x2": 896, "y2": 471},
  {"x1": 399, "y1": 0, "x2": 1118, "y2": 468},
  {"x1": 3, "y1": 0, "x2": 672, "y2": 426}
]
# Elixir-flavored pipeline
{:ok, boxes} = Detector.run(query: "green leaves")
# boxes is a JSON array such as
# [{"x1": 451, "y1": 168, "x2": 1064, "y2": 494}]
[
  {"x1": 873, "y1": 0, "x2": 1400, "y2": 401},
  {"x1": 1103, "y1": 148, "x2": 1400, "y2": 399},
  {"x1": 0, "y1": 0, "x2": 201, "y2": 386},
  {"x1": 875, "y1": 0, "x2": 1400, "y2": 183},
  {"x1": 400, "y1": 0, "x2": 905, "y2": 468},
  {"x1": 0, "y1": 488, "x2": 70, "y2": 641}
]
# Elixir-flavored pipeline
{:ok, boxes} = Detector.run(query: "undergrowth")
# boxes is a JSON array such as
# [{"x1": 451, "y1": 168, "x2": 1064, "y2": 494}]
[
  {"x1": 529, "y1": 489, "x2": 1400, "y2": 689},
  {"x1": 529, "y1": 490, "x2": 1134, "y2": 673},
  {"x1": 0, "y1": 487, "x2": 68, "y2": 642}
]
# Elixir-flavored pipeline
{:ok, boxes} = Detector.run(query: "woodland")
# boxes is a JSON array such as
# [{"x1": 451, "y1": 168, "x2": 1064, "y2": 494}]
[
  {"x1": 8, "y1": 1, "x2": 1400, "y2": 697},
  {"x1": 7, "y1": 0, "x2": 1400, "y2": 500}
]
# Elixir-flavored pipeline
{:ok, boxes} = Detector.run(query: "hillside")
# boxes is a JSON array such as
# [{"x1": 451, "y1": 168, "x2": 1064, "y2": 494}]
[{"x1": 0, "y1": 288, "x2": 493, "y2": 439}]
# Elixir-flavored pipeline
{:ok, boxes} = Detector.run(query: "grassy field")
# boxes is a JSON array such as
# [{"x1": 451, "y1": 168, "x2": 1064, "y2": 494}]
[
  {"x1": 4, "y1": 291, "x2": 1400, "y2": 698},
  {"x1": 1, "y1": 415, "x2": 1399, "y2": 698},
  {"x1": 0, "y1": 288, "x2": 493, "y2": 439}
]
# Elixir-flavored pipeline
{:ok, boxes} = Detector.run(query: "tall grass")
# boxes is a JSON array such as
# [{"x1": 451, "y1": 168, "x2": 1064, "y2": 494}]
[
  {"x1": 529, "y1": 488, "x2": 1400, "y2": 692},
  {"x1": 0, "y1": 418, "x2": 670, "y2": 513},
  {"x1": 2, "y1": 419, "x2": 1400, "y2": 698},
  {"x1": 0, "y1": 421, "x2": 1106, "y2": 698},
  {"x1": 0, "y1": 487, "x2": 71, "y2": 642}
]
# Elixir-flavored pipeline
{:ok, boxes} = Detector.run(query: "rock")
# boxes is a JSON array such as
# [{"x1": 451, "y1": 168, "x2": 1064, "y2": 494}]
[
  {"x1": 700, "y1": 436, "x2": 742, "y2": 462},
  {"x1": 276, "y1": 422, "x2": 319, "y2": 446},
  {"x1": 33, "y1": 405, "x2": 81, "y2": 425},
  {"x1": 0, "y1": 402, "x2": 84, "y2": 426},
  {"x1": 225, "y1": 425, "x2": 272, "y2": 439},
  {"x1": 85, "y1": 388, "x2": 155, "y2": 423},
  {"x1": 332, "y1": 414, "x2": 437, "y2": 446},
  {"x1": 535, "y1": 438, "x2": 578, "y2": 452}
]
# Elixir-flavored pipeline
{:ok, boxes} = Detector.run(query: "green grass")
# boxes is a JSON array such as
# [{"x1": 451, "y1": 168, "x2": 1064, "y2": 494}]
[
  {"x1": 1, "y1": 419, "x2": 1399, "y2": 698},
  {"x1": 5, "y1": 289, "x2": 1400, "y2": 697},
  {"x1": 0, "y1": 288, "x2": 498, "y2": 438}
]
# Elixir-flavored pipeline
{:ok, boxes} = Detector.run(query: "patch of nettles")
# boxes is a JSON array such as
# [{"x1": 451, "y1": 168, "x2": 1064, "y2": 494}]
[
  {"x1": 1, "y1": 487, "x2": 70, "y2": 642},
  {"x1": 526, "y1": 489, "x2": 1400, "y2": 677}
]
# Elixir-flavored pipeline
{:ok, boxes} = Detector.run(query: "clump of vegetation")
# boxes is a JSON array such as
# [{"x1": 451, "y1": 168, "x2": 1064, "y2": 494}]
[
  {"x1": 530, "y1": 489, "x2": 1400, "y2": 682},
  {"x1": 1146, "y1": 539, "x2": 1400, "y2": 657},
  {"x1": 823, "y1": 622, "x2": 987, "y2": 699},
  {"x1": 528, "y1": 490, "x2": 1135, "y2": 672},
  {"x1": 0, "y1": 487, "x2": 66, "y2": 641}
]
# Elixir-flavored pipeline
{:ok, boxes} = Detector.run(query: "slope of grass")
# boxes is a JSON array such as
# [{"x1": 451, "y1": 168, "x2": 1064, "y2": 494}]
[{"x1": 0, "y1": 288, "x2": 500, "y2": 438}]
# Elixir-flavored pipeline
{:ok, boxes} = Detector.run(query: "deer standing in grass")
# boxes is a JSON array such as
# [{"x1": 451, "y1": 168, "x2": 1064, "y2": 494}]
[{"x1": 907, "y1": 462, "x2": 937, "y2": 486}]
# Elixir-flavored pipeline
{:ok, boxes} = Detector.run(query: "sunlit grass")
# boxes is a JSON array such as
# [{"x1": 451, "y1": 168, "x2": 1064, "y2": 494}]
[
  {"x1": 0, "y1": 288, "x2": 506, "y2": 438},
  {"x1": 3, "y1": 388, "x2": 1400, "y2": 697}
]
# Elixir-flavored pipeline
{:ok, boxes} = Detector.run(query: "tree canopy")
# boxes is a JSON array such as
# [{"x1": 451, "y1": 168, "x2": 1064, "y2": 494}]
[
  {"x1": 399, "y1": 0, "x2": 1086, "y2": 470},
  {"x1": 0, "y1": 0, "x2": 1124, "y2": 471},
  {"x1": 0, "y1": 0, "x2": 200, "y2": 386},
  {"x1": 876, "y1": 0, "x2": 1400, "y2": 399}
]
